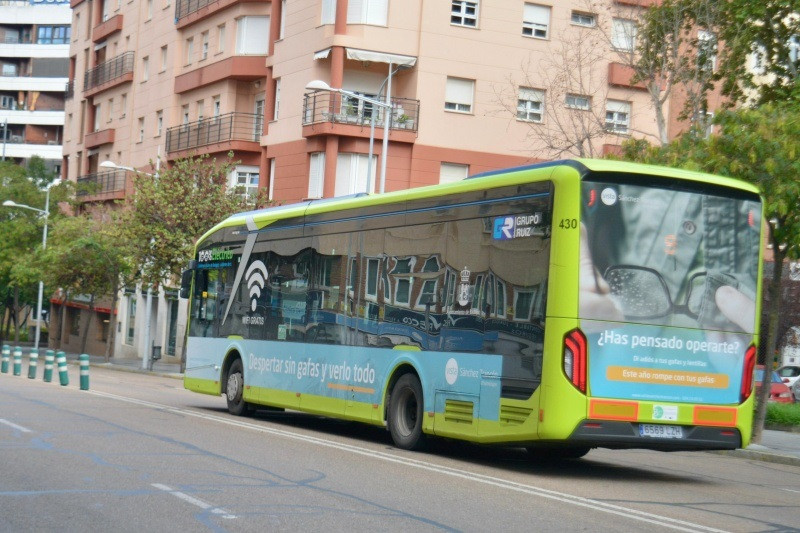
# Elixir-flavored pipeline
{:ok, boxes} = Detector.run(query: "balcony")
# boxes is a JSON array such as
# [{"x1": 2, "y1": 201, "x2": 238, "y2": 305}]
[
  {"x1": 83, "y1": 51, "x2": 134, "y2": 97},
  {"x1": 165, "y1": 112, "x2": 262, "y2": 155},
  {"x1": 174, "y1": 56, "x2": 267, "y2": 94},
  {"x1": 76, "y1": 169, "x2": 127, "y2": 202},
  {"x1": 302, "y1": 90, "x2": 419, "y2": 142},
  {"x1": 608, "y1": 63, "x2": 647, "y2": 90},
  {"x1": 175, "y1": 0, "x2": 262, "y2": 28},
  {"x1": 65, "y1": 80, "x2": 73, "y2": 99},
  {"x1": 84, "y1": 128, "x2": 115, "y2": 149},
  {"x1": 93, "y1": 14, "x2": 124, "y2": 43}
]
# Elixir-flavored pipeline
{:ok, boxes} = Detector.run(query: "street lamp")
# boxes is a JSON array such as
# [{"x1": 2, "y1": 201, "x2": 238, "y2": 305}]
[
  {"x1": 305, "y1": 80, "x2": 393, "y2": 195},
  {"x1": 2, "y1": 183, "x2": 57, "y2": 351},
  {"x1": 99, "y1": 160, "x2": 154, "y2": 176}
]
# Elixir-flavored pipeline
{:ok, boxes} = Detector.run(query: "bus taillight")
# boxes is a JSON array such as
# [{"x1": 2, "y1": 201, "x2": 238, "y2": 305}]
[
  {"x1": 564, "y1": 329, "x2": 587, "y2": 393},
  {"x1": 740, "y1": 345, "x2": 757, "y2": 402}
]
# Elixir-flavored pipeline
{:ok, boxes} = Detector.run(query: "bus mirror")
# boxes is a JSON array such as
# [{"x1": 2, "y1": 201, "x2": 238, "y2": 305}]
[{"x1": 179, "y1": 268, "x2": 193, "y2": 299}]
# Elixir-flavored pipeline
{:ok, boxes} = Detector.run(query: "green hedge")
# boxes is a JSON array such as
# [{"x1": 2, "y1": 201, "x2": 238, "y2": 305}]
[{"x1": 766, "y1": 402, "x2": 800, "y2": 427}]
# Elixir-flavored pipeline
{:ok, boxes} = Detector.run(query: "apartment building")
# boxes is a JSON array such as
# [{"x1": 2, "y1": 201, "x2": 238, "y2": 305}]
[
  {"x1": 61, "y1": 0, "x2": 677, "y2": 361},
  {"x1": 0, "y1": 0, "x2": 70, "y2": 174}
]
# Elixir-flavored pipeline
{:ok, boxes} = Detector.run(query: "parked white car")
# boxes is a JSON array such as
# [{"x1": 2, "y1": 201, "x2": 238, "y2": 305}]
[{"x1": 776, "y1": 365, "x2": 800, "y2": 393}]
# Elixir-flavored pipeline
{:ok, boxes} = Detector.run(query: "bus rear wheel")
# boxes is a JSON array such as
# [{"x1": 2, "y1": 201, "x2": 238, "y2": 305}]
[
  {"x1": 388, "y1": 374, "x2": 426, "y2": 451},
  {"x1": 226, "y1": 359, "x2": 251, "y2": 416}
]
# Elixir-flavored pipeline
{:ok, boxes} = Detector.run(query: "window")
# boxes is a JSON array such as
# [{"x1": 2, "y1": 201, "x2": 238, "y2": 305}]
[
  {"x1": 439, "y1": 162, "x2": 468, "y2": 184},
  {"x1": 273, "y1": 77, "x2": 281, "y2": 120},
  {"x1": 106, "y1": 98, "x2": 113, "y2": 123},
  {"x1": 236, "y1": 16, "x2": 270, "y2": 55},
  {"x1": 308, "y1": 152, "x2": 325, "y2": 198},
  {"x1": 279, "y1": 0, "x2": 286, "y2": 39},
  {"x1": 138, "y1": 117, "x2": 145, "y2": 142},
  {"x1": 160, "y1": 45, "x2": 167, "y2": 71},
  {"x1": 445, "y1": 77, "x2": 474, "y2": 113},
  {"x1": 155, "y1": 110, "x2": 163, "y2": 137},
  {"x1": 93, "y1": 102, "x2": 101, "y2": 131},
  {"x1": 522, "y1": 4, "x2": 550, "y2": 39},
  {"x1": 201, "y1": 31, "x2": 209, "y2": 60},
  {"x1": 218, "y1": 24, "x2": 226, "y2": 54},
  {"x1": 513, "y1": 289, "x2": 535, "y2": 321},
  {"x1": 142, "y1": 56, "x2": 149, "y2": 81},
  {"x1": 230, "y1": 166, "x2": 259, "y2": 198},
  {"x1": 566, "y1": 94, "x2": 590, "y2": 110},
  {"x1": 125, "y1": 295, "x2": 136, "y2": 345},
  {"x1": 517, "y1": 87, "x2": 544, "y2": 122},
  {"x1": 697, "y1": 30, "x2": 717, "y2": 72},
  {"x1": 182, "y1": 104, "x2": 189, "y2": 125},
  {"x1": 347, "y1": 0, "x2": 388, "y2": 25},
  {"x1": 70, "y1": 309, "x2": 80, "y2": 336},
  {"x1": 196, "y1": 100, "x2": 204, "y2": 121},
  {"x1": 146, "y1": 0, "x2": 153, "y2": 19},
  {"x1": 321, "y1": 0, "x2": 336, "y2": 25},
  {"x1": 571, "y1": 11, "x2": 595, "y2": 27},
  {"x1": 213, "y1": 96, "x2": 221, "y2": 117},
  {"x1": 185, "y1": 37, "x2": 193, "y2": 65},
  {"x1": 612, "y1": 18, "x2": 636, "y2": 51},
  {"x1": 37, "y1": 26, "x2": 71, "y2": 44},
  {"x1": 451, "y1": 1, "x2": 478, "y2": 28},
  {"x1": 268, "y1": 158, "x2": 276, "y2": 200},
  {"x1": 698, "y1": 111, "x2": 714, "y2": 138},
  {"x1": 605, "y1": 100, "x2": 631, "y2": 134},
  {"x1": 120, "y1": 93, "x2": 127, "y2": 117},
  {"x1": 335, "y1": 153, "x2": 375, "y2": 196}
]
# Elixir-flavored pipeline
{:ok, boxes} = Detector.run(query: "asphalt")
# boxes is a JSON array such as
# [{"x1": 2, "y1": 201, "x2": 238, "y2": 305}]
[{"x1": 5, "y1": 346, "x2": 800, "y2": 467}]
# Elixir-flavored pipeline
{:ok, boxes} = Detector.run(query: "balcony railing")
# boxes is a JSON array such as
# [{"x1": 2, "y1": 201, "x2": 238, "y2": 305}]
[
  {"x1": 83, "y1": 51, "x2": 134, "y2": 92},
  {"x1": 65, "y1": 80, "x2": 73, "y2": 99},
  {"x1": 76, "y1": 169, "x2": 127, "y2": 198},
  {"x1": 302, "y1": 90, "x2": 419, "y2": 132},
  {"x1": 175, "y1": 0, "x2": 217, "y2": 21},
  {"x1": 165, "y1": 112, "x2": 262, "y2": 153}
]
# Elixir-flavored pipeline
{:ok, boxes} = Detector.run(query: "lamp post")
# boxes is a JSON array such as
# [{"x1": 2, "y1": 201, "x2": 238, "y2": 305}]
[
  {"x1": 305, "y1": 80, "x2": 393, "y2": 195},
  {"x1": 3, "y1": 185, "x2": 55, "y2": 351},
  {"x1": 100, "y1": 158, "x2": 159, "y2": 369}
]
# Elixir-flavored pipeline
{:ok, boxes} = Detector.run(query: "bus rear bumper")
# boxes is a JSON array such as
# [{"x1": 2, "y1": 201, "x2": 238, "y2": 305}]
[{"x1": 567, "y1": 420, "x2": 742, "y2": 451}]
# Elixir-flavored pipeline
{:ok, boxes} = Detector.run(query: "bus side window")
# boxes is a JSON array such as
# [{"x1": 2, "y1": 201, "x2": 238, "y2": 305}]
[{"x1": 193, "y1": 269, "x2": 208, "y2": 319}]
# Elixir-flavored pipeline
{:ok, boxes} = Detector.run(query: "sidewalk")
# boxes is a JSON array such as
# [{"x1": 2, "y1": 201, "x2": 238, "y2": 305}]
[{"x1": 11, "y1": 345, "x2": 800, "y2": 467}]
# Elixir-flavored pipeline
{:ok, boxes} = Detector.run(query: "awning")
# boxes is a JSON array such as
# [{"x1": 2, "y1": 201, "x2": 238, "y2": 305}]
[
  {"x1": 345, "y1": 48, "x2": 417, "y2": 67},
  {"x1": 314, "y1": 48, "x2": 331, "y2": 60},
  {"x1": 313, "y1": 47, "x2": 417, "y2": 67}
]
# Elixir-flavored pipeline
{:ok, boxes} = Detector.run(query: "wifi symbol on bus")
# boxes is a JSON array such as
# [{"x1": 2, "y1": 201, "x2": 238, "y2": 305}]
[{"x1": 244, "y1": 260, "x2": 268, "y2": 312}]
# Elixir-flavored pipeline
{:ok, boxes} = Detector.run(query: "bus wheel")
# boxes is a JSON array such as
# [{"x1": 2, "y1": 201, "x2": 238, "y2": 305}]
[
  {"x1": 388, "y1": 374, "x2": 426, "y2": 451},
  {"x1": 525, "y1": 445, "x2": 590, "y2": 461},
  {"x1": 226, "y1": 359, "x2": 250, "y2": 416}
]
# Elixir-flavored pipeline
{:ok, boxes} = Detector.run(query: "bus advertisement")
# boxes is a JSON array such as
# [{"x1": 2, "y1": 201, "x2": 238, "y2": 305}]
[{"x1": 180, "y1": 159, "x2": 763, "y2": 459}]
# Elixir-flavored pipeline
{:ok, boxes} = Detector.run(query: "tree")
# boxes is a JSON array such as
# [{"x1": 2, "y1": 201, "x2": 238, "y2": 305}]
[
  {"x1": 120, "y1": 153, "x2": 269, "y2": 287},
  {"x1": 38, "y1": 210, "x2": 134, "y2": 359},
  {"x1": 495, "y1": 25, "x2": 614, "y2": 159},
  {"x1": 0, "y1": 157, "x2": 67, "y2": 343},
  {"x1": 622, "y1": 104, "x2": 800, "y2": 443},
  {"x1": 716, "y1": 0, "x2": 800, "y2": 106}
]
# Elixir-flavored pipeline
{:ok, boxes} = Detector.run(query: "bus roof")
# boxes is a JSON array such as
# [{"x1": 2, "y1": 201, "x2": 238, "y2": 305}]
[{"x1": 197, "y1": 158, "x2": 760, "y2": 245}]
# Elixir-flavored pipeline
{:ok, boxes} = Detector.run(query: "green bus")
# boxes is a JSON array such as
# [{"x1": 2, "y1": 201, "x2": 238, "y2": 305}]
[{"x1": 180, "y1": 159, "x2": 763, "y2": 458}]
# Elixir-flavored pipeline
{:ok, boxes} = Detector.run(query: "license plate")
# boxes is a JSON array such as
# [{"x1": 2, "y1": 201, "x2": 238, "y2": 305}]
[{"x1": 639, "y1": 424, "x2": 683, "y2": 439}]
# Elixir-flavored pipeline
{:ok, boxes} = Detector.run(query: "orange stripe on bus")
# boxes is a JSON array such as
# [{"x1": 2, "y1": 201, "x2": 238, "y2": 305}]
[
  {"x1": 589, "y1": 399, "x2": 639, "y2": 421},
  {"x1": 693, "y1": 406, "x2": 737, "y2": 426},
  {"x1": 327, "y1": 382, "x2": 376, "y2": 395}
]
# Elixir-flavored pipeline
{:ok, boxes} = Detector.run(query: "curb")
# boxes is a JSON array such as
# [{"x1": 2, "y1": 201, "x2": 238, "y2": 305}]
[
  {"x1": 65, "y1": 358, "x2": 184, "y2": 380},
  {"x1": 714, "y1": 448, "x2": 800, "y2": 467}
]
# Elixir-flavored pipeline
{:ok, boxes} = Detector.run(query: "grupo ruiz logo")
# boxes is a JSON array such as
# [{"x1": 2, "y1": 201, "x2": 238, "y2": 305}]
[
  {"x1": 245, "y1": 260, "x2": 268, "y2": 312},
  {"x1": 492, "y1": 213, "x2": 543, "y2": 240},
  {"x1": 198, "y1": 248, "x2": 234, "y2": 262},
  {"x1": 445, "y1": 358, "x2": 459, "y2": 385}
]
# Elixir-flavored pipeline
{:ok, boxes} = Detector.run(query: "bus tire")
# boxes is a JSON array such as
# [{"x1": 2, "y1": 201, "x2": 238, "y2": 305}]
[
  {"x1": 525, "y1": 445, "x2": 590, "y2": 461},
  {"x1": 226, "y1": 359, "x2": 251, "y2": 416},
  {"x1": 388, "y1": 374, "x2": 426, "y2": 451}
]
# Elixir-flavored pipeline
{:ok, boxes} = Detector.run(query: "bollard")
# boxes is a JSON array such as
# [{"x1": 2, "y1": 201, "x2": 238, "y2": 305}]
[
  {"x1": 56, "y1": 351, "x2": 69, "y2": 386},
  {"x1": 43, "y1": 350, "x2": 54, "y2": 383},
  {"x1": 1, "y1": 345, "x2": 9, "y2": 373},
  {"x1": 27, "y1": 348, "x2": 38, "y2": 379},
  {"x1": 12, "y1": 346, "x2": 22, "y2": 376},
  {"x1": 79, "y1": 354, "x2": 89, "y2": 391}
]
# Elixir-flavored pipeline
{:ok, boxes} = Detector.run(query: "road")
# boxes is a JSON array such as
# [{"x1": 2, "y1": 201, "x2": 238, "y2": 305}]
[{"x1": 1, "y1": 367, "x2": 798, "y2": 532}]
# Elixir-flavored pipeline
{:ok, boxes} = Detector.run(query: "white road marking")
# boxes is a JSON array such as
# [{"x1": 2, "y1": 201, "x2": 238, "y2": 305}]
[
  {"x1": 152, "y1": 483, "x2": 236, "y2": 519},
  {"x1": 89, "y1": 390, "x2": 726, "y2": 533},
  {"x1": 0, "y1": 418, "x2": 32, "y2": 433}
]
